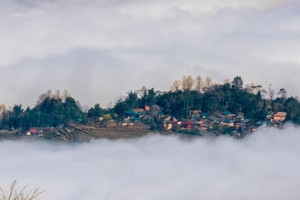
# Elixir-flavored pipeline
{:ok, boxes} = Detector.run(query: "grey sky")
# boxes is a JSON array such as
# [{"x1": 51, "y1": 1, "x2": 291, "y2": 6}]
[
  {"x1": 0, "y1": 0, "x2": 299, "y2": 108},
  {"x1": 1, "y1": 125, "x2": 300, "y2": 199}
]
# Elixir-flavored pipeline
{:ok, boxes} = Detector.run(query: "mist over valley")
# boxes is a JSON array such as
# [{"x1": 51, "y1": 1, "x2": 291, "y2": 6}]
[{"x1": 1, "y1": 125, "x2": 300, "y2": 200}]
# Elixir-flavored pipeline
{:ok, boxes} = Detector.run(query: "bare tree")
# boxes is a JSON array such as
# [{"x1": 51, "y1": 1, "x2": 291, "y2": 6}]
[
  {"x1": 204, "y1": 76, "x2": 213, "y2": 88},
  {"x1": 195, "y1": 76, "x2": 204, "y2": 92},
  {"x1": 37, "y1": 90, "x2": 52, "y2": 105},
  {"x1": 245, "y1": 82, "x2": 262, "y2": 94},
  {"x1": 62, "y1": 90, "x2": 71, "y2": 102},
  {"x1": 181, "y1": 75, "x2": 195, "y2": 92},
  {"x1": 138, "y1": 86, "x2": 147, "y2": 99},
  {"x1": 0, "y1": 180, "x2": 44, "y2": 200},
  {"x1": 0, "y1": 104, "x2": 6, "y2": 119},
  {"x1": 171, "y1": 80, "x2": 181, "y2": 91},
  {"x1": 53, "y1": 90, "x2": 61, "y2": 99}
]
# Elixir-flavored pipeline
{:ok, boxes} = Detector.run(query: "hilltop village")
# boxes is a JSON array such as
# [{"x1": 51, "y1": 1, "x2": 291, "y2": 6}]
[
  {"x1": 0, "y1": 76, "x2": 298, "y2": 141},
  {"x1": 22, "y1": 107, "x2": 287, "y2": 141},
  {"x1": 119, "y1": 106, "x2": 287, "y2": 137}
]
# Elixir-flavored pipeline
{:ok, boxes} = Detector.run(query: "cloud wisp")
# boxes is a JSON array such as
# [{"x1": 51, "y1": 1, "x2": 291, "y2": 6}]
[{"x1": 1, "y1": 125, "x2": 300, "y2": 200}]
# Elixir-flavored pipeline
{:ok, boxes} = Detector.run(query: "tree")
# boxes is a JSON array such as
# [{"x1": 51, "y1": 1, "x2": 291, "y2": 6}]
[
  {"x1": 277, "y1": 88, "x2": 287, "y2": 100},
  {"x1": 171, "y1": 80, "x2": 181, "y2": 91},
  {"x1": 64, "y1": 97, "x2": 84, "y2": 122},
  {"x1": 139, "y1": 87, "x2": 156, "y2": 107},
  {"x1": 0, "y1": 104, "x2": 6, "y2": 118},
  {"x1": 103, "y1": 114, "x2": 112, "y2": 121},
  {"x1": 37, "y1": 90, "x2": 52, "y2": 105},
  {"x1": 88, "y1": 104, "x2": 102, "y2": 120},
  {"x1": 113, "y1": 100, "x2": 128, "y2": 119},
  {"x1": 268, "y1": 84, "x2": 275, "y2": 100},
  {"x1": 181, "y1": 75, "x2": 194, "y2": 92},
  {"x1": 195, "y1": 76, "x2": 204, "y2": 92},
  {"x1": 261, "y1": 89, "x2": 267, "y2": 99},
  {"x1": 125, "y1": 91, "x2": 138, "y2": 109},
  {"x1": 245, "y1": 82, "x2": 261, "y2": 94},
  {"x1": 232, "y1": 76, "x2": 243, "y2": 90},
  {"x1": 204, "y1": 76, "x2": 213, "y2": 88},
  {"x1": 10, "y1": 105, "x2": 24, "y2": 128}
]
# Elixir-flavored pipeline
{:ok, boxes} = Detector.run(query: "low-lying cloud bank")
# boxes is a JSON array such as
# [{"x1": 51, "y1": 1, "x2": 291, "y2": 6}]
[{"x1": 1, "y1": 125, "x2": 300, "y2": 200}]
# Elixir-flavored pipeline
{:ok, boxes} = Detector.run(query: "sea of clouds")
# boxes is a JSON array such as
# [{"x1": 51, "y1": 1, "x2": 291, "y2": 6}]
[{"x1": 1, "y1": 124, "x2": 300, "y2": 200}]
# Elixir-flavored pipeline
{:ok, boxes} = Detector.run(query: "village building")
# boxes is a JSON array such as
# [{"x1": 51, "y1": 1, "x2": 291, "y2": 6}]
[
  {"x1": 163, "y1": 116, "x2": 178, "y2": 131},
  {"x1": 221, "y1": 119, "x2": 234, "y2": 127},
  {"x1": 27, "y1": 127, "x2": 46, "y2": 136},
  {"x1": 273, "y1": 112, "x2": 287, "y2": 122}
]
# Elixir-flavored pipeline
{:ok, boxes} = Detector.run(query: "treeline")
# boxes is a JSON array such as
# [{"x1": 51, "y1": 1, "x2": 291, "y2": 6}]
[
  {"x1": 0, "y1": 90, "x2": 110, "y2": 130},
  {"x1": 1, "y1": 76, "x2": 300, "y2": 131},
  {"x1": 112, "y1": 76, "x2": 300, "y2": 124},
  {"x1": 0, "y1": 90, "x2": 85, "y2": 130}
]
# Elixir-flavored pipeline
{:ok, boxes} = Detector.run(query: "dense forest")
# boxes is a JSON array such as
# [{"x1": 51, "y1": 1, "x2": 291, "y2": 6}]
[
  {"x1": 113, "y1": 76, "x2": 300, "y2": 124},
  {"x1": 0, "y1": 76, "x2": 300, "y2": 131}
]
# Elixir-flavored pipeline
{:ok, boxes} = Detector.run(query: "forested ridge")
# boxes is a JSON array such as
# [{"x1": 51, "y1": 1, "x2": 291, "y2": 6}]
[{"x1": 0, "y1": 76, "x2": 300, "y2": 132}]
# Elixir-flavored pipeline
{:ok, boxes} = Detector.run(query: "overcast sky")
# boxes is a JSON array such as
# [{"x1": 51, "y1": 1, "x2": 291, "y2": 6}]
[
  {"x1": 1, "y1": 125, "x2": 300, "y2": 199},
  {"x1": 1, "y1": 0, "x2": 300, "y2": 108}
]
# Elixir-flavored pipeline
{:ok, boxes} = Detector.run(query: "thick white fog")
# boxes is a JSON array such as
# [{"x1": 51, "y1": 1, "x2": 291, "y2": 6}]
[{"x1": 1, "y1": 125, "x2": 300, "y2": 200}]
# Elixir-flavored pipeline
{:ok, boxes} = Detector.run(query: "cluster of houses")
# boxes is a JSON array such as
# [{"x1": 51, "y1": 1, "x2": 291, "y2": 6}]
[
  {"x1": 25, "y1": 104, "x2": 288, "y2": 137},
  {"x1": 162, "y1": 110, "x2": 254, "y2": 134},
  {"x1": 119, "y1": 105, "x2": 288, "y2": 136}
]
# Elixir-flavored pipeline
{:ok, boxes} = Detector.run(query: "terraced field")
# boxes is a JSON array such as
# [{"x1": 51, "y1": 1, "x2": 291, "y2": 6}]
[{"x1": 41, "y1": 122, "x2": 151, "y2": 142}]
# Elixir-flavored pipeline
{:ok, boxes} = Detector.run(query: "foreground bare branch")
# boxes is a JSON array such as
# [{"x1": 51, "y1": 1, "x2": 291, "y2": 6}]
[{"x1": 0, "y1": 180, "x2": 44, "y2": 200}]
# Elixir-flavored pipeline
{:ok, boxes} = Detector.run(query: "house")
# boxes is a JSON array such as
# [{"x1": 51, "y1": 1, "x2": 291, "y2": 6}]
[
  {"x1": 200, "y1": 122, "x2": 210, "y2": 131},
  {"x1": 132, "y1": 108, "x2": 145, "y2": 115},
  {"x1": 222, "y1": 111, "x2": 236, "y2": 119},
  {"x1": 125, "y1": 109, "x2": 145, "y2": 120},
  {"x1": 121, "y1": 119, "x2": 134, "y2": 126},
  {"x1": 221, "y1": 119, "x2": 234, "y2": 127},
  {"x1": 196, "y1": 119, "x2": 205, "y2": 126},
  {"x1": 163, "y1": 121, "x2": 173, "y2": 131},
  {"x1": 181, "y1": 121, "x2": 193, "y2": 130},
  {"x1": 27, "y1": 128, "x2": 45, "y2": 136},
  {"x1": 273, "y1": 112, "x2": 287, "y2": 122},
  {"x1": 200, "y1": 113, "x2": 208, "y2": 119},
  {"x1": 200, "y1": 125, "x2": 208, "y2": 131},
  {"x1": 244, "y1": 119, "x2": 251, "y2": 126},
  {"x1": 145, "y1": 105, "x2": 150, "y2": 111},
  {"x1": 234, "y1": 122, "x2": 244, "y2": 129},
  {"x1": 236, "y1": 114, "x2": 245, "y2": 121},
  {"x1": 209, "y1": 116, "x2": 222, "y2": 124},
  {"x1": 163, "y1": 116, "x2": 178, "y2": 131}
]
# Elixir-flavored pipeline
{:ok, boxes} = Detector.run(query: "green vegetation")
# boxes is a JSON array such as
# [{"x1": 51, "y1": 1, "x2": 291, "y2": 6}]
[
  {"x1": 114, "y1": 76, "x2": 300, "y2": 123},
  {"x1": 0, "y1": 90, "x2": 84, "y2": 130},
  {"x1": 0, "y1": 76, "x2": 300, "y2": 134}
]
